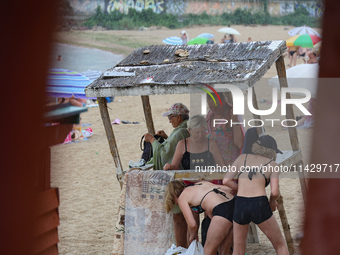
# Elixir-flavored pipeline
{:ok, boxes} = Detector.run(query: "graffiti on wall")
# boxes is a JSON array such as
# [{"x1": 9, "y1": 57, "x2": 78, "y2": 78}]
[
  {"x1": 279, "y1": 3, "x2": 294, "y2": 16},
  {"x1": 107, "y1": 0, "x2": 165, "y2": 14},
  {"x1": 295, "y1": 3, "x2": 323, "y2": 18},
  {"x1": 186, "y1": 1, "x2": 262, "y2": 15},
  {"x1": 70, "y1": 0, "x2": 104, "y2": 14},
  {"x1": 165, "y1": 0, "x2": 187, "y2": 15}
]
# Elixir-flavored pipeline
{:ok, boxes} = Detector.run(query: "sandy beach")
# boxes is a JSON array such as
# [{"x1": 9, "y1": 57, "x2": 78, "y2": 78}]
[{"x1": 51, "y1": 24, "x2": 319, "y2": 254}]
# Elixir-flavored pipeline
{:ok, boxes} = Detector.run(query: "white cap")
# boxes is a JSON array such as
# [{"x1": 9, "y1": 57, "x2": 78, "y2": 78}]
[{"x1": 181, "y1": 30, "x2": 186, "y2": 34}]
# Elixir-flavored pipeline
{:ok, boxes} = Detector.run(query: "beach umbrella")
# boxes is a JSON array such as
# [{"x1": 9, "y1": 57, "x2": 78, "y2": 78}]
[
  {"x1": 46, "y1": 68, "x2": 94, "y2": 99},
  {"x1": 162, "y1": 36, "x2": 183, "y2": 45},
  {"x1": 286, "y1": 34, "x2": 321, "y2": 48},
  {"x1": 197, "y1": 33, "x2": 215, "y2": 39},
  {"x1": 288, "y1": 26, "x2": 321, "y2": 37},
  {"x1": 187, "y1": 37, "x2": 209, "y2": 45},
  {"x1": 81, "y1": 70, "x2": 103, "y2": 81},
  {"x1": 268, "y1": 64, "x2": 319, "y2": 98},
  {"x1": 314, "y1": 41, "x2": 322, "y2": 51},
  {"x1": 218, "y1": 27, "x2": 241, "y2": 35}
]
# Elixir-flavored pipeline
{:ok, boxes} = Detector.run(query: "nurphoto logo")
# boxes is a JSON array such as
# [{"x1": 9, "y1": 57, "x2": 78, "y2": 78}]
[{"x1": 200, "y1": 84, "x2": 312, "y2": 128}]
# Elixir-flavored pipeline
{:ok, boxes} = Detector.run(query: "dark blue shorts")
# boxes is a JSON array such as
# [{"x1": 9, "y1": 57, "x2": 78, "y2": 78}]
[{"x1": 233, "y1": 196, "x2": 273, "y2": 225}]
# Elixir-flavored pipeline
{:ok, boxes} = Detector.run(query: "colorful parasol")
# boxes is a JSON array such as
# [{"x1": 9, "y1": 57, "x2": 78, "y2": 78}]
[
  {"x1": 286, "y1": 34, "x2": 322, "y2": 48},
  {"x1": 187, "y1": 37, "x2": 209, "y2": 45}
]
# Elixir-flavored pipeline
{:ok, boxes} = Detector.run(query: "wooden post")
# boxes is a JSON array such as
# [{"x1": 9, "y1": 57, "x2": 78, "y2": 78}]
[
  {"x1": 98, "y1": 97, "x2": 123, "y2": 181},
  {"x1": 275, "y1": 55, "x2": 307, "y2": 204},
  {"x1": 251, "y1": 87, "x2": 265, "y2": 136},
  {"x1": 251, "y1": 85, "x2": 295, "y2": 254},
  {"x1": 141, "y1": 95, "x2": 156, "y2": 134},
  {"x1": 277, "y1": 195, "x2": 295, "y2": 255}
]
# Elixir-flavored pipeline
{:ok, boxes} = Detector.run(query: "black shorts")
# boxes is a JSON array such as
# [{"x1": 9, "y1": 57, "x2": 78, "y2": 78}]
[
  {"x1": 233, "y1": 196, "x2": 273, "y2": 225},
  {"x1": 212, "y1": 198, "x2": 235, "y2": 223},
  {"x1": 289, "y1": 51, "x2": 297, "y2": 56}
]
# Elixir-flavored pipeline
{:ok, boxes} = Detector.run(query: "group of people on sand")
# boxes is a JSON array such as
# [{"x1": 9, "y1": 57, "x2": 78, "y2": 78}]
[
  {"x1": 180, "y1": 31, "x2": 240, "y2": 45},
  {"x1": 287, "y1": 45, "x2": 319, "y2": 67},
  {"x1": 220, "y1": 34, "x2": 237, "y2": 43},
  {"x1": 143, "y1": 93, "x2": 289, "y2": 255}
]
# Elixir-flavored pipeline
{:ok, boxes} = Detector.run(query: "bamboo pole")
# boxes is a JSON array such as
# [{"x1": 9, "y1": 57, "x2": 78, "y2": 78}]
[
  {"x1": 141, "y1": 95, "x2": 155, "y2": 134},
  {"x1": 98, "y1": 97, "x2": 123, "y2": 184},
  {"x1": 275, "y1": 55, "x2": 307, "y2": 204},
  {"x1": 251, "y1": 85, "x2": 295, "y2": 254},
  {"x1": 277, "y1": 195, "x2": 295, "y2": 255}
]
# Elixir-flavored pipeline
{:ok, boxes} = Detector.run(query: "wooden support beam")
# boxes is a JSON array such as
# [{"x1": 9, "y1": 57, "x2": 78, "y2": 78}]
[
  {"x1": 141, "y1": 95, "x2": 155, "y2": 134},
  {"x1": 275, "y1": 56, "x2": 301, "y2": 152},
  {"x1": 275, "y1": 55, "x2": 307, "y2": 204},
  {"x1": 98, "y1": 97, "x2": 123, "y2": 182},
  {"x1": 277, "y1": 195, "x2": 295, "y2": 255},
  {"x1": 251, "y1": 86, "x2": 265, "y2": 135}
]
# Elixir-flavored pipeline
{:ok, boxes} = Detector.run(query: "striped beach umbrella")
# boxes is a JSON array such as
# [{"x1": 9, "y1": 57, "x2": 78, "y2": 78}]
[
  {"x1": 162, "y1": 36, "x2": 183, "y2": 45},
  {"x1": 288, "y1": 26, "x2": 321, "y2": 37},
  {"x1": 46, "y1": 68, "x2": 93, "y2": 99},
  {"x1": 81, "y1": 70, "x2": 103, "y2": 81}
]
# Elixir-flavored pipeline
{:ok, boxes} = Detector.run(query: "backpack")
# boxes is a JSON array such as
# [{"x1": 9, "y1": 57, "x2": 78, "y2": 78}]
[{"x1": 140, "y1": 135, "x2": 165, "y2": 163}]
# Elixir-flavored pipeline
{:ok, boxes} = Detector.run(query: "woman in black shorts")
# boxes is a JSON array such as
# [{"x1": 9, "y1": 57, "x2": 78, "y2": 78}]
[
  {"x1": 223, "y1": 135, "x2": 289, "y2": 255},
  {"x1": 165, "y1": 180, "x2": 234, "y2": 255}
]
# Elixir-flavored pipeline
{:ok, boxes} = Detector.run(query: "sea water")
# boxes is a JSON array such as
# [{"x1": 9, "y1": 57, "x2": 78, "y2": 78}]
[{"x1": 49, "y1": 43, "x2": 124, "y2": 73}]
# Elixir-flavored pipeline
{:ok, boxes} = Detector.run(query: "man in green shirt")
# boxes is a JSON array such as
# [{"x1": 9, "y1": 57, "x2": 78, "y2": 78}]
[{"x1": 144, "y1": 103, "x2": 190, "y2": 170}]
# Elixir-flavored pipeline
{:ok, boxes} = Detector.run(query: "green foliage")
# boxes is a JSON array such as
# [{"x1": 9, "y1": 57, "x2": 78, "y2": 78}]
[{"x1": 83, "y1": 6, "x2": 320, "y2": 30}]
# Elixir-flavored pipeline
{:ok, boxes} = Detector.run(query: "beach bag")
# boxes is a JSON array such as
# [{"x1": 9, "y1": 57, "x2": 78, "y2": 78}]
[
  {"x1": 164, "y1": 240, "x2": 204, "y2": 255},
  {"x1": 185, "y1": 240, "x2": 204, "y2": 255},
  {"x1": 140, "y1": 134, "x2": 165, "y2": 162}
]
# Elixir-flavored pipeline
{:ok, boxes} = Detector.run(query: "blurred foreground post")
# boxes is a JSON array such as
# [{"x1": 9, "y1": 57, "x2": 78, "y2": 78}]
[{"x1": 301, "y1": 0, "x2": 340, "y2": 254}]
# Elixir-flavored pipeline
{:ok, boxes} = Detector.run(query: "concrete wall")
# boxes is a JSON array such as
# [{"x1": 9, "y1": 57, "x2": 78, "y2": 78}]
[{"x1": 68, "y1": 0, "x2": 322, "y2": 18}]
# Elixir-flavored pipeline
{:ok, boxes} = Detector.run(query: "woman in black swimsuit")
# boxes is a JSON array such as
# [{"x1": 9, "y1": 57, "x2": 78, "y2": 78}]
[
  {"x1": 223, "y1": 135, "x2": 289, "y2": 255},
  {"x1": 164, "y1": 114, "x2": 225, "y2": 171},
  {"x1": 165, "y1": 180, "x2": 234, "y2": 255}
]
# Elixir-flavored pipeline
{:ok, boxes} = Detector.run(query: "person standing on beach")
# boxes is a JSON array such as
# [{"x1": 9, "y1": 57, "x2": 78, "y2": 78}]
[
  {"x1": 288, "y1": 46, "x2": 298, "y2": 67},
  {"x1": 181, "y1": 31, "x2": 188, "y2": 45},
  {"x1": 223, "y1": 135, "x2": 289, "y2": 255}
]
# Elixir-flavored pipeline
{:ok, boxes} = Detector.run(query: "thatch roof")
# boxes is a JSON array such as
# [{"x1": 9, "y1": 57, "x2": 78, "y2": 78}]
[{"x1": 85, "y1": 41, "x2": 286, "y2": 97}]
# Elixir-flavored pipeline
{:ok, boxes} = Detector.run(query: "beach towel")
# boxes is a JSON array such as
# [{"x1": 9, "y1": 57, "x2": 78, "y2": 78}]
[{"x1": 112, "y1": 170, "x2": 174, "y2": 255}]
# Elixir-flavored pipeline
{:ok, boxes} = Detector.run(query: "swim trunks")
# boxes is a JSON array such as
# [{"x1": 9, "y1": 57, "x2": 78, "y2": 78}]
[{"x1": 233, "y1": 195, "x2": 273, "y2": 225}]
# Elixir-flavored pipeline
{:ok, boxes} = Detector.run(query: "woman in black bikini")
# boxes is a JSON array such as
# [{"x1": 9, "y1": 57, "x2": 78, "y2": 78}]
[
  {"x1": 164, "y1": 180, "x2": 234, "y2": 255},
  {"x1": 164, "y1": 114, "x2": 225, "y2": 171},
  {"x1": 223, "y1": 135, "x2": 289, "y2": 255}
]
